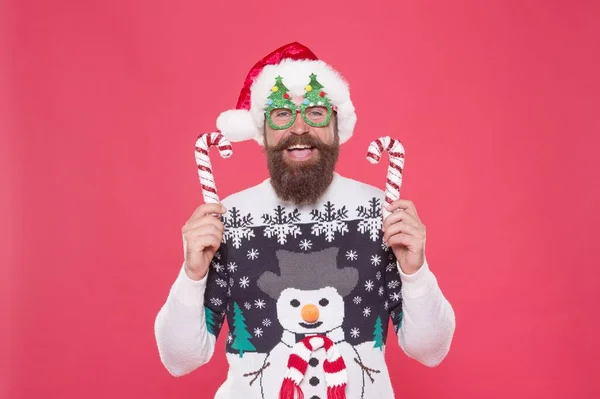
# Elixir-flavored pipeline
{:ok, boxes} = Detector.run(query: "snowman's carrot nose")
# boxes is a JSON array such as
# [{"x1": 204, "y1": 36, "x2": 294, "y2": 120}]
[{"x1": 301, "y1": 304, "x2": 320, "y2": 323}]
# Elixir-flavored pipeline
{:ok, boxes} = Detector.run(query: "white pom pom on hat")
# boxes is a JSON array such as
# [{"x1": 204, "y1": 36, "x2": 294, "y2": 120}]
[{"x1": 215, "y1": 42, "x2": 357, "y2": 145}]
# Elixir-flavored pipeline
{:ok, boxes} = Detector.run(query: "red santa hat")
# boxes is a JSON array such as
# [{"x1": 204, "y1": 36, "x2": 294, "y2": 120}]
[{"x1": 216, "y1": 42, "x2": 357, "y2": 146}]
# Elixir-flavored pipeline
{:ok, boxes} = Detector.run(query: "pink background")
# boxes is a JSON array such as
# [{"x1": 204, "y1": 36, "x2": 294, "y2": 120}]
[{"x1": 3, "y1": 0, "x2": 600, "y2": 398}]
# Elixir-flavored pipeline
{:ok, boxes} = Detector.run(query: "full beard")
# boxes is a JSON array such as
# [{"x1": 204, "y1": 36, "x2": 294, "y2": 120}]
[{"x1": 265, "y1": 133, "x2": 340, "y2": 206}]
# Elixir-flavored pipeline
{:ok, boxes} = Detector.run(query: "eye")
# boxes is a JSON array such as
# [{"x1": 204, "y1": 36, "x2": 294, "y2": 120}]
[
  {"x1": 290, "y1": 299, "x2": 300, "y2": 307},
  {"x1": 276, "y1": 110, "x2": 292, "y2": 117},
  {"x1": 319, "y1": 298, "x2": 329, "y2": 307}
]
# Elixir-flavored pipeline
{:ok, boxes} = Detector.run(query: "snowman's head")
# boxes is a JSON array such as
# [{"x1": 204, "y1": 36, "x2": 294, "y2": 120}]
[{"x1": 277, "y1": 286, "x2": 345, "y2": 334}]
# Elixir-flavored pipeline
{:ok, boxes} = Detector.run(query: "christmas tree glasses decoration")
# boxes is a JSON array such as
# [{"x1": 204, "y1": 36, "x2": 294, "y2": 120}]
[{"x1": 265, "y1": 73, "x2": 334, "y2": 130}]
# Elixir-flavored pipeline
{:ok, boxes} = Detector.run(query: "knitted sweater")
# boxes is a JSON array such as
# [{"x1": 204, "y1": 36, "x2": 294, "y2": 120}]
[{"x1": 154, "y1": 173, "x2": 456, "y2": 398}]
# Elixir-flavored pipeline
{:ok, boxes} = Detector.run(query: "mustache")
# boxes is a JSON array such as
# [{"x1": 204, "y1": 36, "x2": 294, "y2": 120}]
[{"x1": 269, "y1": 134, "x2": 329, "y2": 152}]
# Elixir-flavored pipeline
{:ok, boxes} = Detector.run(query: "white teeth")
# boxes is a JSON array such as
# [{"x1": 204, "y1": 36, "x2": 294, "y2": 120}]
[{"x1": 288, "y1": 145, "x2": 311, "y2": 150}]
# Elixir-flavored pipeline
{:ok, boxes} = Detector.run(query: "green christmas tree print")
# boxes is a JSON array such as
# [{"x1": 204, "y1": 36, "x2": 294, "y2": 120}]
[
  {"x1": 205, "y1": 306, "x2": 215, "y2": 336},
  {"x1": 373, "y1": 316, "x2": 384, "y2": 351},
  {"x1": 231, "y1": 302, "x2": 256, "y2": 357},
  {"x1": 394, "y1": 311, "x2": 404, "y2": 333},
  {"x1": 266, "y1": 76, "x2": 295, "y2": 109},
  {"x1": 304, "y1": 73, "x2": 332, "y2": 107}
]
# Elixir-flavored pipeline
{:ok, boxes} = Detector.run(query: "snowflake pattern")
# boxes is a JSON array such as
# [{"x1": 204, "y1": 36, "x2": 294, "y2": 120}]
[
  {"x1": 378, "y1": 286, "x2": 384, "y2": 296},
  {"x1": 353, "y1": 296, "x2": 362, "y2": 305},
  {"x1": 310, "y1": 202, "x2": 349, "y2": 242},
  {"x1": 227, "y1": 262, "x2": 238, "y2": 273},
  {"x1": 371, "y1": 255, "x2": 382, "y2": 266},
  {"x1": 209, "y1": 297, "x2": 222, "y2": 307},
  {"x1": 254, "y1": 327, "x2": 263, "y2": 337},
  {"x1": 262, "y1": 206, "x2": 302, "y2": 244},
  {"x1": 239, "y1": 276, "x2": 250, "y2": 289},
  {"x1": 254, "y1": 299, "x2": 266, "y2": 309},
  {"x1": 388, "y1": 280, "x2": 400, "y2": 289},
  {"x1": 386, "y1": 262, "x2": 396, "y2": 272},
  {"x1": 229, "y1": 278, "x2": 234, "y2": 287},
  {"x1": 212, "y1": 262, "x2": 224, "y2": 273},
  {"x1": 222, "y1": 207, "x2": 255, "y2": 249},
  {"x1": 247, "y1": 249, "x2": 259, "y2": 260},
  {"x1": 376, "y1": 271, "x2": 382, "y2": 280},
  {"x1": 346, "y1": 250, "x2": 358, "y2": 261},
  {"x1": 299, "y1": 239, "x2": 312, "y2": 251},
  {"x1": 227, "y1": 333, "x2": 233, "y2": 344},
  {"x1": 384, "y1": 300, "x2": 389, "y2": 310},
  {"x1": 363, "y1": 307, "x2": 371, "y2": 317},
  {"x1": 357, "y1": 198, "x2": 383, "y2": 241},
  {"x1": 216, "y1": 278, "x2": 227, "y2": 288},
  {"x1": 244, "y1": 302, "x2": 252, "y2": 310},
  {"x1": 365, "y1": 280, "x2": 374, "y2": 291},
  {"x1": 381, "y1": 240, "x2": 389, "y2": 250},
  {"x1": 350, "y1": 328, "x2": 360, "y2": 338},
  {"x1": 390, "y1": 292, "x2": 401, "y2": 302},
  {"x1": 262, "y1": 318, "x2": 271, "y2": 327}
]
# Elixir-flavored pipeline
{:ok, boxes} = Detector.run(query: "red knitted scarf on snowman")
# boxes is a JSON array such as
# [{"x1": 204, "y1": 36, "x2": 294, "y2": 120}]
[{"x1": 279, "y1": 335, "x2": 347, "y2": 399}]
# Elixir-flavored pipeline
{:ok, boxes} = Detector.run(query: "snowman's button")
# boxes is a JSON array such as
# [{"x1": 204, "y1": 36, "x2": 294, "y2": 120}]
[
  {"x1": 310, "y1": 396, "x2": 320, "y2": 399},
  {"x1": 309, "y1": 358, "x2": 319, "y2": 367},
  {"x1": 309, "y1": 377, "x2": 320, "y2": 386}
]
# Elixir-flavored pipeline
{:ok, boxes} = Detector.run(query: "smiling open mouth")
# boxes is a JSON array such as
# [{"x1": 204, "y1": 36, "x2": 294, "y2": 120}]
[
  {"x1": 299, "y1": 321, "x2": 323, "y2": 329},
  {"x1": 286, "y1": 145, "x2": 316, "y2": 160}
]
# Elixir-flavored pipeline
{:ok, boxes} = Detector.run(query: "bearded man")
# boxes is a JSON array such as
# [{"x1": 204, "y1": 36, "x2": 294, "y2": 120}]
[{"x1": 154, "y1": 42, "x2": 456, "y2": 399}]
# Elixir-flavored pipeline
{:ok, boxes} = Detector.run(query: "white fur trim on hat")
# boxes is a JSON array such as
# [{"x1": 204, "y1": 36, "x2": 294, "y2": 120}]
[{"x1": 216, "y1": 109, "x2": 260, "y2": 142}]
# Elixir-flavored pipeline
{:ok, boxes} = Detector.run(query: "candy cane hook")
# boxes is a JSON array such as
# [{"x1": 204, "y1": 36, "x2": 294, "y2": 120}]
[
  {"x1": 194, "y1": 132, "x2": 233, "y2": 204},
  {"x1": 367, "y1": 136, "x2": 405, "y2": 219}
]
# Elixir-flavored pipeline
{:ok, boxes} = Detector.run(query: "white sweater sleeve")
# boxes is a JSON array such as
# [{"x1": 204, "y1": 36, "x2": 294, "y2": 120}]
[
  {"x1": 154, "y1": 264, "x2": 217, "y2": 376},
  {"x1": 395, "y1": 259, "x2": 456, "y2": 367}
]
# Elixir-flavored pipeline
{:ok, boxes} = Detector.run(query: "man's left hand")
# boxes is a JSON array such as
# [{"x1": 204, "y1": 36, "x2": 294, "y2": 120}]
[{"x1": 382, "y1": 199, "x2": 426, "y2": 275}]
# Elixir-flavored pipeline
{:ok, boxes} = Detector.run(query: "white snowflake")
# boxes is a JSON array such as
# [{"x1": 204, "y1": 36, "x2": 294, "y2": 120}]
[
  {"x1": 229, "y1": 278, "x2": 234, "y2": 287},
  {"x1": 357, "y1": 212, "x2": 382, "y2": 242},
  {"x1": 384, "y1": 300, "x2": 389, "y2": 310},
  {"x1": 212, "y1": 262, "x2": 224, "y2": 273},
  {"x1": 223, "y1": 226, "x2": 255, "y2": 249},
  {"x1": 227, "y1": 333, "x2": 233, "y2": 343},
  {"x1": 247, "y1": 249, "x2": 259, "y2": 260},
  {"x1": 244, "y1": 302, "x2": 252, "y2": 310},
  {"x1": 310, "y1": 203, "x2": 349, "y2": 242},
  {"x1": 381, "y1": 240, "x2": 389, "y2": 250},
  {"x1": 299, "y1": 239, "x2": 312, "y2": 251},
  {"x1": 353, "y1": 296, "x2": 362, "y2": 304},
  {"x1": 311, "y1": 220, "x2": 348, "y2": 242},
  {"x1": 262, "y1": 206, "x2": 302, "y2": 244},
  {"x1": 350, "y1": 328, "x2": 360, "y2": 338},
  {"x1": 363, "y1": 307, "x2": 371, "y2": 317},
  {"x1": 254, "y1": 299, "x2": 266, "y2": 309},
  {"x1": 390, "y1": 292, "x2": 401, "y2": 302},
  {"x1": 378, "y1": 286, "x2": 384, "y2": 296},
  {"x1": 253, "y1": 327, "x2": 263, "y2": 337},
  {"x1": 239, "y1": 276, "x2": 250, "y2": 289},
  {"x1": 209, "y1": 297, "x2": 222, "y2": 307},
  {"x1": 346, "y1": 250, "x2": 358, "y2": 261},
  {"x1": 376, "y1": 271, "x2": 382, "y2": 280},
  {"x1": 371, "y1": 255, "x2": 382, "y2": 266},
  {"x1": 364, "y1": 280, "x2": 374, "y2": 291},
  {"x1": 216, "y1": 278, "x2": 227, "y2": 288},
  {"x1": 262, "y1": 318, "x2": 271, "y2": 327},
  {"x1": 388, "y1": 280, "x2": 400, "y2": 289},
  {"x1": 227, "y1": 287, "x2": 231, "y2": 296},
  {"x1": 213, "y1": 252, "x2": 221, "y2": 260},
  {"x1": 386, "y1": 262, "x2": 396, "y2": 272},
  {"x1": 227, "y1": 262, "x2": 238, "y2": 273}
]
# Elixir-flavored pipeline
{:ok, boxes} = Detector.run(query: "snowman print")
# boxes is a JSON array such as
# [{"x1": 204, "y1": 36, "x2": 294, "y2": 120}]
[{"x1": 252, "y1": 247, "x2": 382, "y2": 399}]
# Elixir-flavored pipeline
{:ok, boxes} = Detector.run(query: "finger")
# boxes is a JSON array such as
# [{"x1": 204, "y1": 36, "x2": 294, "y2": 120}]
[
  {"x1": 190, "y1": 203, "x2": 226, "y2": 220},
  {"x1": 383, "y1": 209, "x2": 419, "y2": 231},
  {"x1": 183, "y1": 215, "x2": 224, "y2": 233},
  {"x1": 183, "y1": 224, "x2": 224, "y2": 240},
  {"x1": 387, "y1": 233, "x2": 418, "y2": 249},
  {"x1": 189, "y1": 234, "x2": 222, "y2": 252},
  {"x1": 385, "y1": 199, "x2": 420, "y2": 222},
  {"x1": 383, "y1": 221, "x2": 422, "y2": 243}
]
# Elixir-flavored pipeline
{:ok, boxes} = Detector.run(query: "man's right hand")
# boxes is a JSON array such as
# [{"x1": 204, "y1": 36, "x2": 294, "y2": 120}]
[{"x1": 181, "y1": 203, "x2": 226, "y2": 281}]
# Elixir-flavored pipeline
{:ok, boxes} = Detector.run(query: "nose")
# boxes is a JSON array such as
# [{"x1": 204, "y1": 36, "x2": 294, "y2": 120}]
[
  {"x1": 301, "y1": 304, "x2": 320, "y2": 323},
  {"x1": 290, "y1": 109, "x2": 309, "y2": 135}
]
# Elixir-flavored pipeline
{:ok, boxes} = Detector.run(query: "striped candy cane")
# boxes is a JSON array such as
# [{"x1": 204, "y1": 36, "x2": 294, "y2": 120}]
[
  {"x1": 367, "y1": 136, "x2": 405, "y2": 219},
  {"x1": 194, "y1": 132, "x2": 233, "y2": 204}
]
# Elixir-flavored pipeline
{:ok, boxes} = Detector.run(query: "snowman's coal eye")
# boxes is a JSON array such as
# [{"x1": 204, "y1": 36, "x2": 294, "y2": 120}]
[
  {"x1": 290, "y1": 299, "x2": 300, "y2": 307},
  {"x1": 319, "y1": 298, "x2": 329, "y2": 306}
]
